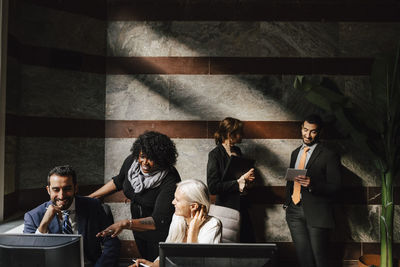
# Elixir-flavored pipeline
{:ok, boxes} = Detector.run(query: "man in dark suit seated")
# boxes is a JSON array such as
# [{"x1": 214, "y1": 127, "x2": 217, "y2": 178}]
[
  {"x1": 23, "y1": 165, "x2": 120, "y2": 267},
  {"x1": 284, "y1": 114, "x2": 341, "y2": 267}
]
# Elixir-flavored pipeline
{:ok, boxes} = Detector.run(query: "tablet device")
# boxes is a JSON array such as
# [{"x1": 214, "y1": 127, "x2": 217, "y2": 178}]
[
  {"x1": 284, "y1": 168, "x2": 307, "y2": 181},
  {"x1": 222, "y1": 156, "x2": 255, "y2": 181}
]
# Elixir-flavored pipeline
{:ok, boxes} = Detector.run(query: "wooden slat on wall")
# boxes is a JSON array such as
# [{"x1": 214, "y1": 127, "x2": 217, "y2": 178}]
[
  {"x1": 6, "y1": 115, "x2": 345, "y2": 140},
  {"x1": 14, "y1": 0, "x2": 400, "y2": 22},
  {"x1": 8, "y1": 45, "x2": 376, "y2": 76},
  {"x1": 20, "y1": 0, "x2": 107, "y2": 20},
  {"x1": 9, "y1": 35, "x2": 377, "y2": 75},
  {"x1": 8, "y1": 36, "x2": 105, "y2": 74},
  {"x1": 106, "y1": 1, "x2": 400, "y2": 22},
  {"x1": 5, "y1": 114, "x2": 105, "y2": 138},
  {"x1": 107, "y1": 57, "x2": 374, "y2": 75}
]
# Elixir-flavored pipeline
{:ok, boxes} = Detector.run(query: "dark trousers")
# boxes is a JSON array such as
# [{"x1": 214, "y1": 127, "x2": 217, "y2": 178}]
[
  {"x1": 134, "y1": 234, "x2": 159, "y2": 262},
  {"x1": 239, "y1": 196, "x2": 256, "y2": 243},
  {"x1": 285, "y1": 202, "x2": 330, "y2": 267}
]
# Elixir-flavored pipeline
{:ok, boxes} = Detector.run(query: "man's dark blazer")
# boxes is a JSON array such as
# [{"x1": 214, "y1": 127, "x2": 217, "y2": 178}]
[
  {"x1": 23, "y1": 195, "x2": 120, "y2": 267},
  {"x1": 285, "y1": 143, "x2": 341, "y2": 228}
]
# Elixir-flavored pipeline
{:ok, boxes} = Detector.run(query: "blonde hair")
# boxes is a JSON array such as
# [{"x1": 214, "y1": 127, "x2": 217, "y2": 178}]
[{"x1": 166, "y1": 179, "x2": 211, "y2": 243}]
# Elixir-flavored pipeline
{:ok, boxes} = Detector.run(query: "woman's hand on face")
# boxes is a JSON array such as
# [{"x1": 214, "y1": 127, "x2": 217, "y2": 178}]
[
  {"x1": 96, "y1": 219, "x2": 128, "y2": 238},
  {"x1": 189, "y1": 206, "x2": 206, "y2": 233}
]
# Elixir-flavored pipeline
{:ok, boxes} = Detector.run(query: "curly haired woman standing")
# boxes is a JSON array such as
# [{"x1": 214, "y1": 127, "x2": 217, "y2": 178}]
[{"x1": 89, "y1": 131, "x2": 181, "y2": 260}]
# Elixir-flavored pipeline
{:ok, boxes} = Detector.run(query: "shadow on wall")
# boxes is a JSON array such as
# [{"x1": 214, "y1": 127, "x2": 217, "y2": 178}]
[
  {"x1": 108, "y1": 42, "x2": 374, "y2": 245},
  {"x1": 106, "y1": 19, "x2": 385, "y2": 256}
]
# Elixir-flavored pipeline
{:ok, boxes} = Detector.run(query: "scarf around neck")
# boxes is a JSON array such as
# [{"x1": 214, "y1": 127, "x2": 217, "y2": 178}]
[{"x1": 127, "y1": 159, "x2": 169, "y2": 193}]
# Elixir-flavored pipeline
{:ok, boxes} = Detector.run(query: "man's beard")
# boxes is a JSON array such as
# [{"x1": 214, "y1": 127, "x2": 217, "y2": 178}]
[
  {"x1": 52, "y1": 196, "x2": 73, "y2": 210},
  {"x1": 303, "y1": 137, "x2": 318, "y2": 146}
]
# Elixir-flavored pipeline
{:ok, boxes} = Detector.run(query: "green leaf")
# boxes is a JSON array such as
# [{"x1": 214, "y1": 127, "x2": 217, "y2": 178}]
[
  {"x1": 294, "y1": 43, "x2": 400, "y2": 267},
  {"x1": 385, "y1": 202, "x2": 393, "y2": 209}
]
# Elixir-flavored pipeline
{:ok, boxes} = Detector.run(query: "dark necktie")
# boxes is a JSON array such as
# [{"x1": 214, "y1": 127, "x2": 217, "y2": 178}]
[
  {"x1": 291, "y1": 146, "x2": 310, "y2": 205},
  {"x1": 62, "y1": 210, "x2": 73, "y2": 234}
]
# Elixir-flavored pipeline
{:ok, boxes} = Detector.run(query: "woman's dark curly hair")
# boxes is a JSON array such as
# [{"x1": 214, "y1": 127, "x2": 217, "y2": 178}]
[{"x1": 130, "y1": 131, "x2": 178, "y2": 170}]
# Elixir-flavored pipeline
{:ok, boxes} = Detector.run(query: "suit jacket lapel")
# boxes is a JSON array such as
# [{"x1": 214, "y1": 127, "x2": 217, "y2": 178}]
[
  {"x1": 75, "y1": 196, "x2": 86, "y2": 235},
  {"x1": 290, "y1": 146, "x2": 301, "y2": 168},
  {"x1": 306, "y1": 143, "x2": 322, "y2": 169}
]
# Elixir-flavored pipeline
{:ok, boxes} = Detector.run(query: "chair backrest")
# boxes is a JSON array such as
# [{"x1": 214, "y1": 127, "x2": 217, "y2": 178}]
[{"x1": 208, "y1": 204, "x2": 240, "y2": 243}]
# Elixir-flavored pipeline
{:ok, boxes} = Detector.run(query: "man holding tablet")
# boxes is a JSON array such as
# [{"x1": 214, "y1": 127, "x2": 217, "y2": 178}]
[{"x1": 284, "y1": 114, "x2": 341, "y2": 267}]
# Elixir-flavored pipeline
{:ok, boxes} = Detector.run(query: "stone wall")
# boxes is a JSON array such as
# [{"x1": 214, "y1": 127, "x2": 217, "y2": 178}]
[
  {"x1": 104, "y1": 2, "x2": 400, "y2": 266},
  {"x1": 4, "y1": 0, "x2": 400, "y2": 266},
  {"x1": 5, "y1": 0, "x2": 106, "y2": 214}
]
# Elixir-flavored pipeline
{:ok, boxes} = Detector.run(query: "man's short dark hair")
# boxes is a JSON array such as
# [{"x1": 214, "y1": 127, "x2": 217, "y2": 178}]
[
  {"x1": 303, "y1": 114, "x2": 324, "y2": 131},
  {"x1": 47, "y1": 165, "x2": 77, "y2": 185}
]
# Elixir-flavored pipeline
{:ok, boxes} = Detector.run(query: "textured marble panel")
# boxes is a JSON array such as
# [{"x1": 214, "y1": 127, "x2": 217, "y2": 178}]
[
  {"x1": 169, "y1": 75, "x2": 293, "y2": 121},
  {"x1": 259, "y1": 22, "x2": 339, "y2": 57},
  {"x1": 105, "y1": 138, "x2": 215, "y2": 184},
  {"x1": 340, "y1": 144, "x2": 381, "y2": 186},
  {"x1": 249, "y1": 204, "x2": 400, "y2": 243},
  {"x1": 334, "y1": 205, "x2": 380, "y2": 242},
  {"x1": 20, "y1": 65, "x2": 105, "y2": 119},
  {"x1": 250, "y1": 204, "x2": 292, "y2": 242},
  {"x1": 6, "y1": 57, "x2": 21, "y2": 115},
  {"x1": 17, "y1": 1, "x2": 106, "y2": 55},
  {"x1": 106, "y1": 137, "x2": 379, "y2": 187},
  {"x1": 107, "y1": 74, "x2": 375, "y2": 121},
  {"x1": 106, "y1": 75, "x2": 170, "y2": 120},
  {"x1": 18, "y1": 137, "x2": 104, "y2": 189},
  {"x1": 4, "y1": 136, "x2": 17, "y2": 194},
  {"x1": 281, "y1": 75, "x2": 324, "y2": 119},
  {"x1": 107, "y1": 21, "x2": 338, "y2": 57},
  {"x1": 104, "y1": 138, "x2": 133, "y2": 182},
  {"x1": 106, "y1": 74, "x2": 323, "y2": 121},
  {"x1": 343, "y1": 76, "x2": 372, "y2": 108},
  {"x1": 108, "y1": 202, "x2": 135, "y2": 241},
  {"x1": 395, "y1": 205, "x2": 400, "y2": 242},
  {"x1": 173, "y1": 139, "x2": 215, "y2": 183},
  {"x1": 241, "y1": 139, "x2": 296, "y2": 186},
  {"x1": 339, "y1": 23, "x2": 400, "y2": 58},
  {"x1": 321, "y1": 76, "x2": 382, "y2": 186},
  {"x1": 106, "y1": 138, "x2": 345, "y2": 186}
]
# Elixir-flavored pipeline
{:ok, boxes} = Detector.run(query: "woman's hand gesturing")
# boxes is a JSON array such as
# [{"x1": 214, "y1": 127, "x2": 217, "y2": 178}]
[
  {"x1": 237, "y1": 168, "x2": 255, "y2": 192},
  {"x1": 96, "y1": 219, "x2": 129, "y2": 238}
]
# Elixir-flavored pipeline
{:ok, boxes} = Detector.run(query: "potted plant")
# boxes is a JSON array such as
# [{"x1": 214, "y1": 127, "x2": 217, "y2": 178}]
[{"x1": 293, "y1": 44, "x2": 400, "y2": 267}]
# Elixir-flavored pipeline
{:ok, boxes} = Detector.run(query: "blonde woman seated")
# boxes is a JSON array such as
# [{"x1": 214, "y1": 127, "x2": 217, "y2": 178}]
[{"x1": 132, "y1": 179, "x2": 222, "y2": 267}]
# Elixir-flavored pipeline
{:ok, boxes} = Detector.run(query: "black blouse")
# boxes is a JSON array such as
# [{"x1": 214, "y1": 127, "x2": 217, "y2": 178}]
[
  {"x1": 113, "y1": 154, "x2": 181, "y2": 234},
  {"x1": 207, "y1": 144, "x2": 242, "y2": 210}
]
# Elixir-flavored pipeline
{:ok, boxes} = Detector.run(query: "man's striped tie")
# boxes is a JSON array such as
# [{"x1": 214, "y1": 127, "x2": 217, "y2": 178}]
[{"x1": 62, "y1": 210, "x2": 73, "y2": 234}]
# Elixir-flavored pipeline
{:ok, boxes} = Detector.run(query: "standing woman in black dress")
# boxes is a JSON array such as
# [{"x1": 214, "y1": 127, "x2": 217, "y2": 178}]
[
  {"x1": 207, "y1": 117, "x2": 256, "y2": 242},
  {"x1": 90, "y1": 131, "x2": 181, "y2": 261}
]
